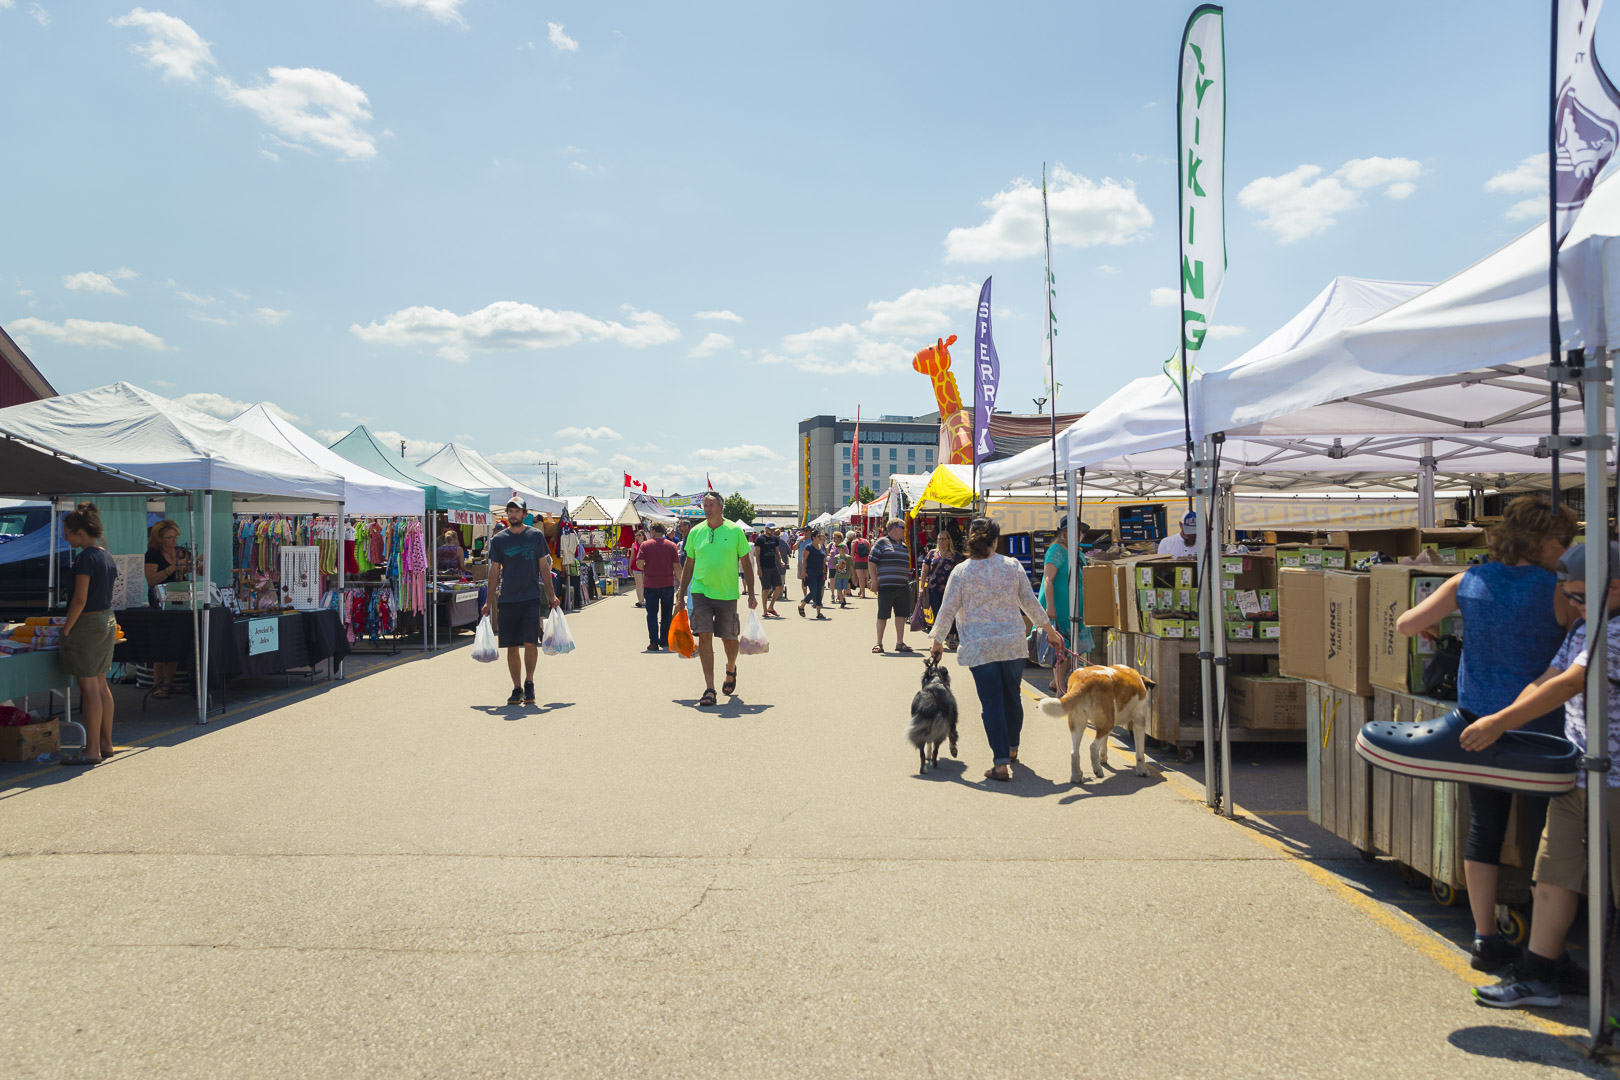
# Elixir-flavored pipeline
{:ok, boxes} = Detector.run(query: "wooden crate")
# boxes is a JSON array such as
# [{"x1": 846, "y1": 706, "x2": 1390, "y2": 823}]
[
  {"x1": 1305, "y1": 680, "x2": 1374, "y2": 851},
  {"x1": 1110, "y1": 631, "x2": 1296, "y2": 748}
]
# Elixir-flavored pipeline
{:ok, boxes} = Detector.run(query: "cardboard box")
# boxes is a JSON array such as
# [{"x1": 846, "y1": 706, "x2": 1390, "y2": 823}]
[
  {"x1": 1145, "y1": 617, "x2": 1187, "y2": 639},
  {"x1": 1277, "y1": 547, "x2": 1306, "y2": 569},
  {"x1": 1082, "y1": 564, "x2": 1117, "y2": 627},
  {"x1": 1322, "y1": 549, "x2": 1348, "y2": 570},
  {"x1": 1279, "y1": 568, "x2": 1326, "y2": 683},
  {"x1": 1227, "y1": 619, "x2": 1255, "y2": 640},
  {"x1": 1259, "y1": 620, "x2": 1282, "y2": 640},
  {"x1": 1368, "y1": 564, "x2": 1467, "y2": 694},
  {"x1": 1324, "y1": 570, "x2": 1371, "y2": 697},
  {"x1": 1229, "y1": 676, "x2": 1306, "y2": 729},
  {"x1": 1118, "y1": 566, "x2": 1144, "y2": 633},
  {"x1": 0, "y1": 719, "x2": 59, "y2": 762},
  {"x1": 1327, "y1": 528, "x2": 1421, "y2": 559}
]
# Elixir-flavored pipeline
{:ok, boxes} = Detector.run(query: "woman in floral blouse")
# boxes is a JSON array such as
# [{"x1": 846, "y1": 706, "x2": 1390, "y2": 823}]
[
  {"x1": 921, "y1": 531, "x2": 962, "y2": 646},
  {"x1": 930, "y1": 517, "x2": 1065, "y2": 782}
]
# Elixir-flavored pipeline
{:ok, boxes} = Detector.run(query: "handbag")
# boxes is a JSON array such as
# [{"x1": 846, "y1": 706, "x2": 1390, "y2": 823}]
[
  {"x1": 1421, "y1": 635, "x2": 1462, "y2": 700},
  {"x1": 908, "y1": 589, "x2": 929, "y2": 631}
]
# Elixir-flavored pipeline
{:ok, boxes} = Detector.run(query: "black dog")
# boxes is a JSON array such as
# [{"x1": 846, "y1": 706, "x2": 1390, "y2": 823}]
[{"x1": 907, "y1": 656, "x2": 959, "y2": 773}]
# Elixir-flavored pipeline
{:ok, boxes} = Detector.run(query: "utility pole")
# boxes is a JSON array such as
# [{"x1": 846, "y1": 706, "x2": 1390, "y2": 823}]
[
  {"x1": 536, "y1": 460, "x2": 558, "y2": 497},
  {"x1": 400, "y1": 439, "x2": 407, "y2": 459}
]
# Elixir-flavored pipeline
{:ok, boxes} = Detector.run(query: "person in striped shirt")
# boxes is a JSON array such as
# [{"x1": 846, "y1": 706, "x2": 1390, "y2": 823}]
[{"x1": 870, "y1": 518, "x2": 914, "y2": 654}]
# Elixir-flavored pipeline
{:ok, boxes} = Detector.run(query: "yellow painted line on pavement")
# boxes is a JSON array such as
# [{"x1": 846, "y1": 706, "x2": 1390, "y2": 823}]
[
  {"x1": 1018, "y1": 683, "x2": 1606, "y2": 1056},
  {"x1": 1, "y1": 650, "x2": 425, "y2": 790}
]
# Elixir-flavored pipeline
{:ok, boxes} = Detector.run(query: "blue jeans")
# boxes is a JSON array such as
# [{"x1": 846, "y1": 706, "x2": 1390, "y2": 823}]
[
  {"x1": 969, "y1": 658, "x2": 1026, "y2": 766},
  {"x1": 645, "y1": 586, "x2": 675, "y2": 647}
]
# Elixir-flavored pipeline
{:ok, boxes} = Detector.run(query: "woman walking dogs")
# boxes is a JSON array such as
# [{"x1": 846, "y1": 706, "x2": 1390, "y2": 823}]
[
  {"x1": 930, "y1": 517, "x2": 1065, "y2": 783},
  {"x1": 677, "y1": 491, "x2": 758, "y2": 707}
]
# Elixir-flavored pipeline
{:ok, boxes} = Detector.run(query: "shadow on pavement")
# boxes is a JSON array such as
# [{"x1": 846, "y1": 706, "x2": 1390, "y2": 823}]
[
  {"x1": 1446, "y1": 1024, "x2": 1612, "y2": 1076},
  {"x1": 671, "y1": 697, "x2": 774, "y2": 718},
  {"x1": 468, "y1": 702, "x2": 576, "y2": 719}
]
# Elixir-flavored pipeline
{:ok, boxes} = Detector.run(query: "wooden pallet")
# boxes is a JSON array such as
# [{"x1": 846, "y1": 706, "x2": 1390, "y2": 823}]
[
  {"x1": 1306, "y1": 680, "x2": 1374, "y2": 851},
  {"x1": 1105, "y1": 630, "x2": 1300, "y2": 749}
]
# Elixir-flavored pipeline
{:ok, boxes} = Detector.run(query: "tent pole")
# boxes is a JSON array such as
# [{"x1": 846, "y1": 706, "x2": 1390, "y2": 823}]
[
  {"x1": 199, "y1": 491, "x2": 212, "y2": 725},
  {"x1": 422, "y1": 512, "x2": 430, "y2": 653},
  {"x1": 1583, "y1": 347, "x2": 1613, "y2": 1048},
  {"x1": 1065, "y1": 469, "x2": 1079, "y2": 662},
  {"x1": 1195, "y1": 441, "x2": 1216, "y2": 808},
  {"x1": 1210, "y1": 469, "x2": 1232, "y2": 818},
  {"x1": 431, "y1": 512, "x2": 439, "y2": 652},
  {"x1": 337, "y1": 504, "x2": 346, "y2": 680},
  {"x1": 47, "y1": 497, "x2": 57, "y2": 610},
  {"x1": 1418, "y1": 441, "x2": 1437, "y2": 529}
]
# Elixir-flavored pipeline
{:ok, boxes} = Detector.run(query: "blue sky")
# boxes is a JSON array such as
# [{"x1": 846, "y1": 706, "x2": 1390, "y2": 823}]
[{"x1": 0, "y1": 0, "x2": 1591, "y2": 501}]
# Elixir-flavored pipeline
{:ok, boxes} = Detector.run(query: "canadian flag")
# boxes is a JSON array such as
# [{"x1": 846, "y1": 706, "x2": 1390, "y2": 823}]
[{"x1": 623, "y1": 472, "x2": 648, "y2": 492}]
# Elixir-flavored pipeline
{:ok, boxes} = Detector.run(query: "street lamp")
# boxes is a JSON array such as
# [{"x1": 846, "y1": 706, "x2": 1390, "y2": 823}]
[{"x1": 1032, "y1": 396, "x2": 1048, "y2": 415}]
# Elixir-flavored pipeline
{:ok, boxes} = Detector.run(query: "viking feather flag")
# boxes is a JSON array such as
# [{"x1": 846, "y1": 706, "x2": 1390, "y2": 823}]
[
  {"x1": 1177, "y1": 5, "x2": 1226, "y2": 369},
  {"x1": 1553, "y1": 0, "x2": 1620, "y2": 247},
  {"x1": 973, "y1": 277, "x2": 1000, "y2": 462}
]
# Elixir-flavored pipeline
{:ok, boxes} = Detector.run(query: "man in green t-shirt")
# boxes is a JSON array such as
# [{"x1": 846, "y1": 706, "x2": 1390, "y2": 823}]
[{"x1": 677, "y1": 491, "x2": 758, "y2": 706}]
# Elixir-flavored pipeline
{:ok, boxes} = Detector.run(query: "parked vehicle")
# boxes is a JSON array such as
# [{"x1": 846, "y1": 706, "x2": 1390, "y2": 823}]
[{"x1": 0, "y1": 503, "x2": 71, "y2": 613}]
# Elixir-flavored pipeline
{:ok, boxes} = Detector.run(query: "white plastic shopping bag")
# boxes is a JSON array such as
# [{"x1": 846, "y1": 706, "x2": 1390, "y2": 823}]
[
  {"x1": 737, "y1": 609, "x2": 770, "y2": 655},
  {"x1": 541, "y1": 609, "x2": 576, "y2": 656},
  {"x1": 471, "y1": 616, "x2": 499, "y2": 663}
]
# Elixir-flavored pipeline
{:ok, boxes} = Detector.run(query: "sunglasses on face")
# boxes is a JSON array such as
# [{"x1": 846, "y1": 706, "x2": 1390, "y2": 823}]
[{"x1": 1562, "y1": 588, "x2": 1588, "y2": 606}]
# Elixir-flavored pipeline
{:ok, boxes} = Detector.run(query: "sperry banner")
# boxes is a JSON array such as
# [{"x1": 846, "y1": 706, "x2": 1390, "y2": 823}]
[
  {"x1": 1178, "y1": 5, "x2": 1225, "y2": 363},
  {"x1": 972, "y1": 276, "x2": 999, "y2": 463},
  {"x1": 1553, "y1": 0, "x2": 1620, "y2": 246}
]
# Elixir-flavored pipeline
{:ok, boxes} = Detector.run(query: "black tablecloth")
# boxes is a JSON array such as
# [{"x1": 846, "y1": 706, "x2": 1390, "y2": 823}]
[{"x1": 115, "y1": 608, "x2": 347, "y2": 682}]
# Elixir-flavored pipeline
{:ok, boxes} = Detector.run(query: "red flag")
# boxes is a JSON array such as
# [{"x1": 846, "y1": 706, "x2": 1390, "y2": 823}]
[
  {"x1": 852, "y1": 405, "x2": 861, "y2": 502},
  {"x1": 623, "y1": 471, "x2": 633, "y2": 489},
  {"x1": 707, "y1": 473, "x2": 714, "y2": 491}
]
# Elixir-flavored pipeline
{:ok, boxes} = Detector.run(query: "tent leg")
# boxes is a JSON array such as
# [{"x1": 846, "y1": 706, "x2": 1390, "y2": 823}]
[
  {"x1": 337, "y1": 506, "x2": 346, "y2": 680},
  {"x1": 1210, "y1": 473, "x2": 1233, "y2": 819},
  {"x1": 422, "y1": 512, "x2": 430, "y2": 653},
  {"x1": 1584, "y1": 349, "x2": 1613, "y2": 1049},
  {"x1": 198, "y1": 491, "x2": 211, "y2": 725},
  {"x1": 1194, "y1": 445, "x2": 1216, "y2": 809},
  {"x1": 1418, "y1": 440, "x2": 1436, "y2": 529},
  {"x1": 47, "y1": 498, "x2": 57, "y2": 610},
  {"x1": 1065, "y1": 470, "x2": 1079, "y2": 659}
]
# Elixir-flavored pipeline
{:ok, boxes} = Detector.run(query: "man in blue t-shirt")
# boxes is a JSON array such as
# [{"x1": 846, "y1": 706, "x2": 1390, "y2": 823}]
[{"x1": 483, "y1": 498, "x2": 558, "y2": 705}]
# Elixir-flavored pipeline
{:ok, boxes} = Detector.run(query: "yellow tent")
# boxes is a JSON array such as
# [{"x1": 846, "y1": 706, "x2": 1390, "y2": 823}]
[{"x1": 901, "y1": 464, "x2": 976, "y2": 517}]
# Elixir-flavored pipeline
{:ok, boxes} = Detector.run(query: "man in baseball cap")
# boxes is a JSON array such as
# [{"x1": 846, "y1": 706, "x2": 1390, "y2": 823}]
[
  {"x1": 482, "y1": 495, "x2": 556, "y2": 705},
  {"x1": 1158, "y1": 510, "x2": 1200, "y2": 558}
]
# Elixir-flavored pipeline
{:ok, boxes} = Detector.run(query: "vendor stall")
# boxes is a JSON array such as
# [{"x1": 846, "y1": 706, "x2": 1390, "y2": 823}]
[
  {"x1": 419, "y1": 442, "x2": 563, "y2": 517},
  {"x1": 0, "y1": 383, "x2": 347, "y2": 723},
  {"x1": 328, "y1": 425, "x2": 488, "y2": 652}
]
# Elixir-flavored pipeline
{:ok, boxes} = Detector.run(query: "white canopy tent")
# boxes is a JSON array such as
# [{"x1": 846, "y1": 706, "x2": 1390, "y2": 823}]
[
  {"x1": 230, "y1": 404, "x2": 424, "y2": 517},
  {"x1": 418, "y1": 443, "x2": 562, "y2": 516},
  {"x1": 0, "y1": 383, "x2": 348, "y2": 725}
]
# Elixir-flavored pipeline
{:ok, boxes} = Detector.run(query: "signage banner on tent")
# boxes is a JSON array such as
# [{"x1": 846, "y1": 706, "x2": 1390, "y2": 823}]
[
  {"x1": 1178, "y1": 5, "x2": 1226, "y2": 362},
  {"x1": 448, "y1": 509, "x2": 490, "y2": 525},
  {"x1": 985, "y1": 496, "x2": 1428, "y2": 535},
  {"x1": 1553, "y1": 0, "x2": 1620, "y2": 245},
  {"x1": 973, "y1": 276, "x2": 1000, "y2": 462}
]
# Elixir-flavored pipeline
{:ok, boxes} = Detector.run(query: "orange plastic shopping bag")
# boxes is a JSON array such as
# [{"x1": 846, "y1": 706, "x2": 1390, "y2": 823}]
[{"x1": 668, "y1": 607, "x2": 696, "y2": 658}]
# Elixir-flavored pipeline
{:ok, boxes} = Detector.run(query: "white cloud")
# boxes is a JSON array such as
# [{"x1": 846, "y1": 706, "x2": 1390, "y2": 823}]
[
  {"x1": 626, "y1": 442, "x2": 661, "y2": 454},
  {"x1": 317, "y1": 427, "x2": 445, "y2": 461},
  {"x1": 1486, "y1": 153, "x2": 1547, "y2": 195},
  {"x1": 568, "y1": 161, "x2": 590, "y2": 174},
  {"x1": 8, "y1": 317, "x2": 166, "y2": 350},
  {"x1": 228, "y1": 287, "x2": 250, "y2": 300},
  {"x1": 218, "y1": 67, "x2": 378, "y2": 161},
  {"x1": 63, "y1": 271, "x2": 125, "y2": 295},
  {"x1": 762, "y1": 324, "x2": 912, "y2": 377},
  {"x1": 694, "y1": 309, "x2": 743, "y2": 323},
  {"x1": 259, "y1": 147, "x2": 280, "y2": 163},
  {"x1": 1096, "y1": 264, "x2": 1120, "y2": 275},
  {"x1": 1205, "y1": 325, "x2": 1248, "y2": 340},
  {"x1": 27, "y1": 3, "x2": 46, "y2": 27},
  {"x1": 351, "y1": 301, "x2": 680, "y2": 361},
  {"x1": 945, "y1": 165, "x2": 1153, "y2": 262},
  {"x1": 114, "y1": 11, "x2": 377, "y2": 161},
  {"x1": 174, "y1": 393, "x2": 300, "y2": 422},
  {"x1": 378, "y1": 0, "x2": 467, "y2": 27},
  {"x1": 176, "y1": 290, "x2": 214, "y2": 305},
  {"x1": 111, "y1": 8, "x2": 217, "y2": 82},
  {"x1": 111, "y1": 267, "x2": 138, "y2": 281},
  {"x1": 559, "y1": 442, "x2": 599, "y2": 457},
  {"x1": 187, "y1": 311, "x2": 231, "y2": 326},
  {"x1": 252, "y1": 307, "x2": 290, "y2": 325},
  {"x1": 555, "y1": 426, "x2": 621, "y2": 440},
  {"x1": 1505, "y1": 197, "x2": 1544, "y2": 222},
  {"x1": 548, "y1": 22, "x2": 578, "y2": 51},
  {"x1": 687, "y1": 331, "x2": 734, "y2": 358},
  {"x1": 1240, "y1": 157, "x2": 1422, "y2": 243},
  {"x1": 1149, "y1": 287, "x2": 1179, "y2": 308},
  {"x1": 861, "y1": 283, "x2": 978, "y2": 337},
  {"x1": 689, "y1": 445, "x2": 784, "y2": 463}
]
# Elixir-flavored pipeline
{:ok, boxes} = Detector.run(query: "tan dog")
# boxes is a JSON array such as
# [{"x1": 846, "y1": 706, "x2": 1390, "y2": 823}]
[{"x1": 1038, "y1": 665, "x2": 1155, "y2": 784}]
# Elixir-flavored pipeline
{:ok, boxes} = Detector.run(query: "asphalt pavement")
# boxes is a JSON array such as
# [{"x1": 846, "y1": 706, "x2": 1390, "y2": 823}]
[{"x1": 1, "y1": 590, "x2": 1614, "y2": 1078}]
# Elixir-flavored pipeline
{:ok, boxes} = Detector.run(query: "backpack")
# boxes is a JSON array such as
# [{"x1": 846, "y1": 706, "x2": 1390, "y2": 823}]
[
  {"x1": 1421, "y1": 635, "x2": 1462, "y2": 701},
  {"x1": 854, "y1": 539, "x2": 869, "y2": 558}
]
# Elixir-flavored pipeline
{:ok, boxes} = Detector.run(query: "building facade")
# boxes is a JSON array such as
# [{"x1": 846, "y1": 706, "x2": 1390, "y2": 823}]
[
  {"x1": 797, "y1": 413, "x2": 941, "y2": 519},
  {"x1": 0, "y1": 325, "x2": 54, "y2": 409}
]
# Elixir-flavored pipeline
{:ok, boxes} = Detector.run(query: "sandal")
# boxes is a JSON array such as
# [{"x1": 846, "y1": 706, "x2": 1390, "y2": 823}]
[
  {"x1": 722, "y1": 667, "x2": 737, "y2": 695},
  {"x1": 983, "y1": 766, "x2": 1011, "y2": 782},
  {"x1": 60, "y1": 753, "x2": 100, "y2": 767},
  {"x1": 699, "y1": 688, "x2": 717, "y2": 707},
  {"x1": 814, "y1": 613, "x2": 829, "y2": 620},
  {"x1": 894, "y1": 643, "x2": 915, "y2": 653},
  {"x1": 872, "y1": 644, "x2": 885, "y2": 654},
  {"x1": 797, "y1": 604, "x2": 805, "y2": 618}
]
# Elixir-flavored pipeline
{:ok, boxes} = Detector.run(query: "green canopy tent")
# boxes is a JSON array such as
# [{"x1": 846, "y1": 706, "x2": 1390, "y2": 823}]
[{"x1": 329, "y1": 426, "x2": 489, "y2": 651}]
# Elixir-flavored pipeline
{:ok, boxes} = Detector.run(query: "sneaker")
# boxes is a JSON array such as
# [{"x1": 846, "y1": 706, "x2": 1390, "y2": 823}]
[
  {"x1": 523, "y1": 680, "x2": 536, "y2": 704},
  {"x1": 506, "y1": 686, "x2": 523, "y2": 706},
  {"x1": 646, "y1": 642, "x2": 661, "y2": 652},
  {"x1": 1470, "y1": 933, "x2": 1519, "y2": 973},
  {"x1": 1555, "y1": 950, "x2": 1589, "y2": 994},
  {"x1": 1473, "y1": 978, "x2": 1561, "y2": 1009}
]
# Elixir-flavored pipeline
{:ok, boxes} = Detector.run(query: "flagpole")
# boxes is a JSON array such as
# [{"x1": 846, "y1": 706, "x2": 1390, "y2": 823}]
[
  {"x1": 1043, "y1": 163, "x2": 1058, "y2": 511},
  {"x1": 1176, "y1": 24, "x2": 1197, "y2": 512},
  {"x1": 1548, "y1": 0, "x2": 1563, "y2": 507}
]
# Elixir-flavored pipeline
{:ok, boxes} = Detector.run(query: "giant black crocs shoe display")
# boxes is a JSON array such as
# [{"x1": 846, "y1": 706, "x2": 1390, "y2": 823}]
[{"x1": 1355, "y1": 709, "x2": 1580, "y2": 794}]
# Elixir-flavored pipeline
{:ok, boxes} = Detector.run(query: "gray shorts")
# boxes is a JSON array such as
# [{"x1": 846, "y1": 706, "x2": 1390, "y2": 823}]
[{"x1": 689, "y1": 593, "x2": 740, "y2": 639}]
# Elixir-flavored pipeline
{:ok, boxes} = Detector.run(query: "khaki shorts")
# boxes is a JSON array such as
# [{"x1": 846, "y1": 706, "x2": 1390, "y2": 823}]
[
  {"x1": 689, "y1": 593, "x2": 740, "y2": 640},
  {"x1": 1533, "y1": 785, "x2": 1620, "y2": 897}
]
